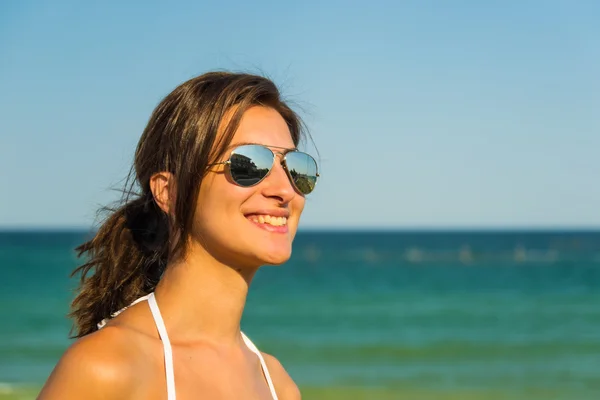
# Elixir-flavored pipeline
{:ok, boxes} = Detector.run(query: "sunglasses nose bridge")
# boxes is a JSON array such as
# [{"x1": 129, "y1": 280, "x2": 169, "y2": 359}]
[
  {"x1": 264, "y1": 153, "x2": 296, "y2": 193},
  {"x1": 271, "y1": 151, "x2": 289, "y2": 173}
]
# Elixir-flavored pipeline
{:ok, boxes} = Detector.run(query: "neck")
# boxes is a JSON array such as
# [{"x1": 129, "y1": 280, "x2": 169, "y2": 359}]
[{"x1": 153, "y1": 241, "x2": 257, "y2": 346}]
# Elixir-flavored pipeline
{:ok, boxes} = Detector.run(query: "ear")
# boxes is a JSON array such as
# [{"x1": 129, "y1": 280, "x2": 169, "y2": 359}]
[{"x1": 149, "y1": 172, "x2": 176, "y2": 215}]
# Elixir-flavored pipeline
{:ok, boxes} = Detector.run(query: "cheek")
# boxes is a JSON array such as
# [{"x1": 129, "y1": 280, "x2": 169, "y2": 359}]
[
  {"x1": 194, "y1": 176, "x2": 226, "y2": 224},
  {"x1": 292, "y1": 196, "x2": 306, "y2": 222},
  {"x1": 197, "y1": 174, "x2": 247, "y2": 219}
]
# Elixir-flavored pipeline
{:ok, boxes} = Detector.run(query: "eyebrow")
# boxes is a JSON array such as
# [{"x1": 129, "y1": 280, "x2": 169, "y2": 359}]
[{"x1": 224, "y1": 142, "x2": 298, "y2": 152}]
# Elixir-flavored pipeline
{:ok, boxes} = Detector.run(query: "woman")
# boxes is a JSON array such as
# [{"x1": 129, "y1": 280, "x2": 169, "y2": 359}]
[{"x1": 38, "y1": 71, "x2": 319, "y2": 399}]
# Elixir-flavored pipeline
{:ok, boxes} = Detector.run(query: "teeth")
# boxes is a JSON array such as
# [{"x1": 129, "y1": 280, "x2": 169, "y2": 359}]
[{"x1": 249, "y1": 214, "x2": 287, "y2": 226}]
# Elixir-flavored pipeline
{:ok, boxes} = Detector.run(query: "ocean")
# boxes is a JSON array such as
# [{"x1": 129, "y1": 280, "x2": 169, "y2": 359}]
[{"x1": 1, "y1": 229, "x2": 599, "y2": 399}]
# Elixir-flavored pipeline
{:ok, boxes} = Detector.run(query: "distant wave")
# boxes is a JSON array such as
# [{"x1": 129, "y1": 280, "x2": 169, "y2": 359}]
[{"x1": 299, "y1": 245, "x2": 599, "y2": 265}]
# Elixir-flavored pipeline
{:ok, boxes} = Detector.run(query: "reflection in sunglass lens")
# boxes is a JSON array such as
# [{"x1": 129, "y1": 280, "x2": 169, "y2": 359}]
[
  {"x1": 284, "y1": 151, "x2": 318, "y2": 195},
  {"x1": 229, "y1": 145, "x2": 274, "y2": 187}
]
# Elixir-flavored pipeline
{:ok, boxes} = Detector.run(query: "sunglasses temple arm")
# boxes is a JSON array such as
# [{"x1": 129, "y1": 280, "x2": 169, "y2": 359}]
[{"x1": 208, "y1": 160, "x2": 231, "y2": 166}]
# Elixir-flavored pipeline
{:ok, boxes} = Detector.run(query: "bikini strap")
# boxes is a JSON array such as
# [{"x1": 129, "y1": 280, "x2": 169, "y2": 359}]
[
  {"x1": 96, "y1": 294, "x2": 151, "y2": 330},
  {"x1": 242, "y1": 332, "x2": 279, "y2": 400},
  {"x1": 148, "y1": 293, "x2": 177, "y2": 400}
]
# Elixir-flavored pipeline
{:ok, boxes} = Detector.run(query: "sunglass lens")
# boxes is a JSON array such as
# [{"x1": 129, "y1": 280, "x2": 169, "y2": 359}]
[
  {"x1": 229, "y1": 145, "x2": 274, "y2": 187},
  {"x1": 285, "y1": 152, "x2": 319, "y2": 194}
]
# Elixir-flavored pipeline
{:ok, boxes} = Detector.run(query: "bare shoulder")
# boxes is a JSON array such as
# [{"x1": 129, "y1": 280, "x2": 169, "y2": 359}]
[
  {"x1": 261, "y1": 352, "x2": 302, "y2": 400},
  {"x1": 38, "y1": 326, "x2": 145, "y2": 399}
]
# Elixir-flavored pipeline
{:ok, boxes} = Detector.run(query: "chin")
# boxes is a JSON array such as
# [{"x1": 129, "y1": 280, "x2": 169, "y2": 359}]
[
  {"x1": 258, "y1": 249, "x2": 292, "y2": 266},
  {"x1": 242, "y1": 231, "x2": 293, "y2": 266}
]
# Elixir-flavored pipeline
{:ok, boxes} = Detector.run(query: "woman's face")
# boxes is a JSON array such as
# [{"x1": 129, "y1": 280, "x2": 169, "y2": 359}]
[{"x1": 191, "y1": 106, "x2": 306, "y2": 269}]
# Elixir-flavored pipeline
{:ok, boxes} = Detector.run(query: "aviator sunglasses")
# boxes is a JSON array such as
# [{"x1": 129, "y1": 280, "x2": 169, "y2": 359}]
[{"x1": 210, "y1": 144, "x2": 320, "y2": 195}]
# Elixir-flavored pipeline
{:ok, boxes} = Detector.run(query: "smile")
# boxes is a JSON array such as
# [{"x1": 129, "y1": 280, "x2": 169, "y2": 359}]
[
  {"x1": 247, "y1": 214, "x2": 287, "y2": 226},
  {"x1": 245, "y1": 213, "x2": 289, "y2": 234}
]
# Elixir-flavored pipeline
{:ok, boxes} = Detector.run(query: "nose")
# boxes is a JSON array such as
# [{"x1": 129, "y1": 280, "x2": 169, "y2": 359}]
[{"x1": 260, "y1": 154, "x2": 296, "y2": 203}]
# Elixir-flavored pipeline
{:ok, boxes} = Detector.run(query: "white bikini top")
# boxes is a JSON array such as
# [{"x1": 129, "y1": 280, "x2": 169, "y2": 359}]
[{"x1": 98, "y1": 293, "x2": 278, "y2": 400}]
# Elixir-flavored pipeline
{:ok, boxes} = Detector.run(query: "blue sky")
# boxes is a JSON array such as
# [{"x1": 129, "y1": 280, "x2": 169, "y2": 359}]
[{"x1": 1, "y1": 0, "x2": 599, "y2": 229}]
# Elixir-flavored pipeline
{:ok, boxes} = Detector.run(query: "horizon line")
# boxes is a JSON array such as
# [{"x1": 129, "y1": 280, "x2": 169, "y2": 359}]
[{"x1": 1, "y1": 225, "x2": 600, "y2": 233}]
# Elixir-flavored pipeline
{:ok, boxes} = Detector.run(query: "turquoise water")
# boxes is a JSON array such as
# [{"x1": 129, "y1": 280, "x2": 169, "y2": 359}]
[{"x1": 1, "y1": 230, "x2": 600, "y2": 398}]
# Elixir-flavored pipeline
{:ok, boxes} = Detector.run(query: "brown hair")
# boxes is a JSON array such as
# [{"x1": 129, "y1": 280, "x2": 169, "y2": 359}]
[{"x1": 70, "y1": 71, "x2": 306, "y2": 337}]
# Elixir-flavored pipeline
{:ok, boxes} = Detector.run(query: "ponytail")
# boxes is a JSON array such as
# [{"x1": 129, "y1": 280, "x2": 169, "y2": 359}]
[{"x1": 69, "y1": 192, "x2": 169, "y2": 338}]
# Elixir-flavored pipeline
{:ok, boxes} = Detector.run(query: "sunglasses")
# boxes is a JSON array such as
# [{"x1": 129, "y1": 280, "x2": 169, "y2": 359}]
[{"x1": 210, "y1": 144, "x2": 319, "y2": 195}]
